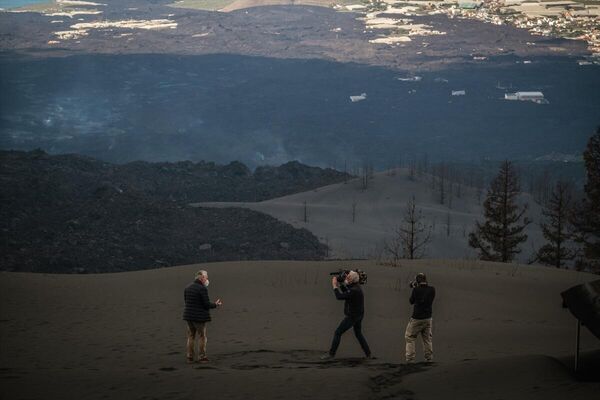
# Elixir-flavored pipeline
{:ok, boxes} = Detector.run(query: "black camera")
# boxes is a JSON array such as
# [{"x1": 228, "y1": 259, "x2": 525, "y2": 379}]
[
  {"x1": 329, "y1": 269, "x2": 367, "y2": 285},
  {"x1": 410, "y1": 273, "x2": 427, "y2": 288}
]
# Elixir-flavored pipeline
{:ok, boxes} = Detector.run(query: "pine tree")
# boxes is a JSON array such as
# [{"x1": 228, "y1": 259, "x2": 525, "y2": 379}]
[
  {"x1": 573, "y1": 127, "x2": 600, "y2": 270},
  {"x1": 537, "y1": 181, "x2": 575, "y2": 268},
  {"x1": 468, "y1": 160, "x2": 530, "y2": 262}
]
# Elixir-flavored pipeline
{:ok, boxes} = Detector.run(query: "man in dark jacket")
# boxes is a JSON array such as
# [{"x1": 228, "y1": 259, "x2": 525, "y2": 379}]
[
  {"x1": 405, "y1": 272, "x2": 435, "y2": 362},
  {"x1": 183, "y1": 270, "x2": 222, "y2": 363},
  {"x1": 321, "y1": 270, "x2": 372, "y2": 360}
]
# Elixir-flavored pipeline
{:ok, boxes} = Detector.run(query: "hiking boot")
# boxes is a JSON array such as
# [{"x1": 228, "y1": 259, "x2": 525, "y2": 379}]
[
  {"x1": 320, "y1": 353, "x2": 334, "y2": 360},
  {"x1": 186, "y1": 356, "x2": 194, "y2": 364},
  {"x1": 197, "y1": 356, "x2": 209, "y2": 363}
]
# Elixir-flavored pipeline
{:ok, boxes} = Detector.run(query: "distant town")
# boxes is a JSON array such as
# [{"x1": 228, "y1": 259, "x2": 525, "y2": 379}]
[
  {"x1": 2, "y1": 0, "x2": 597, "y2": 67},
  {"x1": 341, "y1": 0, "x2": 600, "y2": 61}
]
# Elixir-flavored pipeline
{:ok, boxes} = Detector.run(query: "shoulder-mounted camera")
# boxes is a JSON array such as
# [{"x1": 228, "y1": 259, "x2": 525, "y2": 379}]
[{"x1": 329, "y1": 268, "x2": 368, "y2": 285}]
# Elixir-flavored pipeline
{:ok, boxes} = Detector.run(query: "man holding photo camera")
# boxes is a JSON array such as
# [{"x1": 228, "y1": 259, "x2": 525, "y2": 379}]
[{"x1": 405, "y1": 273, "x2": 435, "y2": 363}]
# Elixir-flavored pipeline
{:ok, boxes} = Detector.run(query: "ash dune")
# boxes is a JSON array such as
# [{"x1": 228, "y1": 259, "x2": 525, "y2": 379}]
[
  {"x1": 398, "y1": 354, "x2": 599, "y2": 400},
  {"x1": 194, "y1": 168, "x2": 545, "y2": 261},
  {"x1": 0, "y1": 260, "x2": 598, "y2": 399}
]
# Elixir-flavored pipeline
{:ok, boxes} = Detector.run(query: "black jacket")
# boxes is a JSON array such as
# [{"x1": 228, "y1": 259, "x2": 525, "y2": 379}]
[
  {"x1": 333, "y1": 284, "x2": 365, "y2": 318},
  {"x1": 409, "y1": 285, "x2": 435, "y2": 319},
  {"x1": 182, "y1": 280, "x2": 216, "y2": 322}
]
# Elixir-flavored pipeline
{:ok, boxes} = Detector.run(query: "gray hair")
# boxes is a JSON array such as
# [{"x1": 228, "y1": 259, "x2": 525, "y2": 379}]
[
  {"x1": 195, "y1": 270, "x2": 208, "y2": 279},
  {"x1": 346, "y1": 270, "x2": 360, "y2": 284}
]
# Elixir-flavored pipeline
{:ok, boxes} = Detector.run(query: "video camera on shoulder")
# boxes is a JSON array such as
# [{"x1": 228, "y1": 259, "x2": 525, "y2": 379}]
[{"x1": 329, "y1": 269, "x2": 368, "y2": 285}]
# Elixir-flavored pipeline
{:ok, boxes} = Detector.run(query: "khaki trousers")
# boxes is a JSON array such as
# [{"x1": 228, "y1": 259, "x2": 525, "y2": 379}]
[
  {"x1": 186, "y1": 321, "x2": 207, "y2": 360},
  {"x1": 404, "y1": 317, "x2": 433, "y2": 362}
]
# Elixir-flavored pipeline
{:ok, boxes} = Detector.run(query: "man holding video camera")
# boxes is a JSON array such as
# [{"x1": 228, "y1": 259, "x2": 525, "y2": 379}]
[
  {"x1": 321, "y1": 270, "x2": 372, "y2": 360},
  {"x1": 405, "y1": 272, "x2": 435, "y2": 363}
]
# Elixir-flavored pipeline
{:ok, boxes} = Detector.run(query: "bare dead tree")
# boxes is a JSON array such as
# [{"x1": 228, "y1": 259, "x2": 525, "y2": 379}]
[
  {"x1": 408, "y1": 159, "x2": 417, "y2": 181},
  {"x1": 531, "y1": 167, "x2": 554, "y2": 205},
  {"x1": 383, "y1": 196, "x2": 432, "y2": 263},
  {"x1": 417, "y1": 153, "x2": 429, "y2": 177},
  {"x1": 429, "y1": 166, "x2": 436, "y2": 190},
  {"x1": 383, "y1": 227, "x2": 404, "y2": 267},
  {"x1": 474, "y1": 172, "x2": 484, "y2": 204},
  {"x1": 344, "y1": 159, "x2": 348, "y2": 184},
  {"x1": 439, "y1": 170, "x2": 446, "y2": 205},
  {"x1": 359, "y1": 162, "x2": 374, "y2": 190},
  {"x1": 303, "y1": 201, "x2": 308, "y2": 223}
]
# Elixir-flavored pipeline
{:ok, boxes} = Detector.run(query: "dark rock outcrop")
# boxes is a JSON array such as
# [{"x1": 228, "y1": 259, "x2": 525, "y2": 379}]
[{"x1": 1, "y1": 150, "x2": 348, "y2": 273}]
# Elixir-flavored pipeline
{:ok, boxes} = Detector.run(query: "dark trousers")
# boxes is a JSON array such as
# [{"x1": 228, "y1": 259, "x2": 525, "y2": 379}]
[{"x1": 329, "y1": 315, "x2": 371, "y2": 357}]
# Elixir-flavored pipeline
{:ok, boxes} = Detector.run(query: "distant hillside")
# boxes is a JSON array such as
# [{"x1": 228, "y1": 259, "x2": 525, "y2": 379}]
[
  {"x1": 0, "y1": 150, "x2": 349, "y2": 272},
  {"x1": 195, "y1": 167, "x2": 546, "y2": 263},
  {"x1": 1, "y1": 150, "x2": 350, "y2": 203}
]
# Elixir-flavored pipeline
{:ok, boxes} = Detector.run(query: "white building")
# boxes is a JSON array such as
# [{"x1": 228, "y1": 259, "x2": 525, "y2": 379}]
[
  {"x1": 505, "y1": 91, "x2": 547, "y2": 103},
  {"x1": 350, "y1": 93, "x2": 367, "y2": 102}
]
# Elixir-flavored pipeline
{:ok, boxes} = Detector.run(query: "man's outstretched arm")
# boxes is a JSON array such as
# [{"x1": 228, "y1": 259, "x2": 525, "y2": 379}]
[{"x1": 200, "y1": 288, "x2": 217, "y2": 309}]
